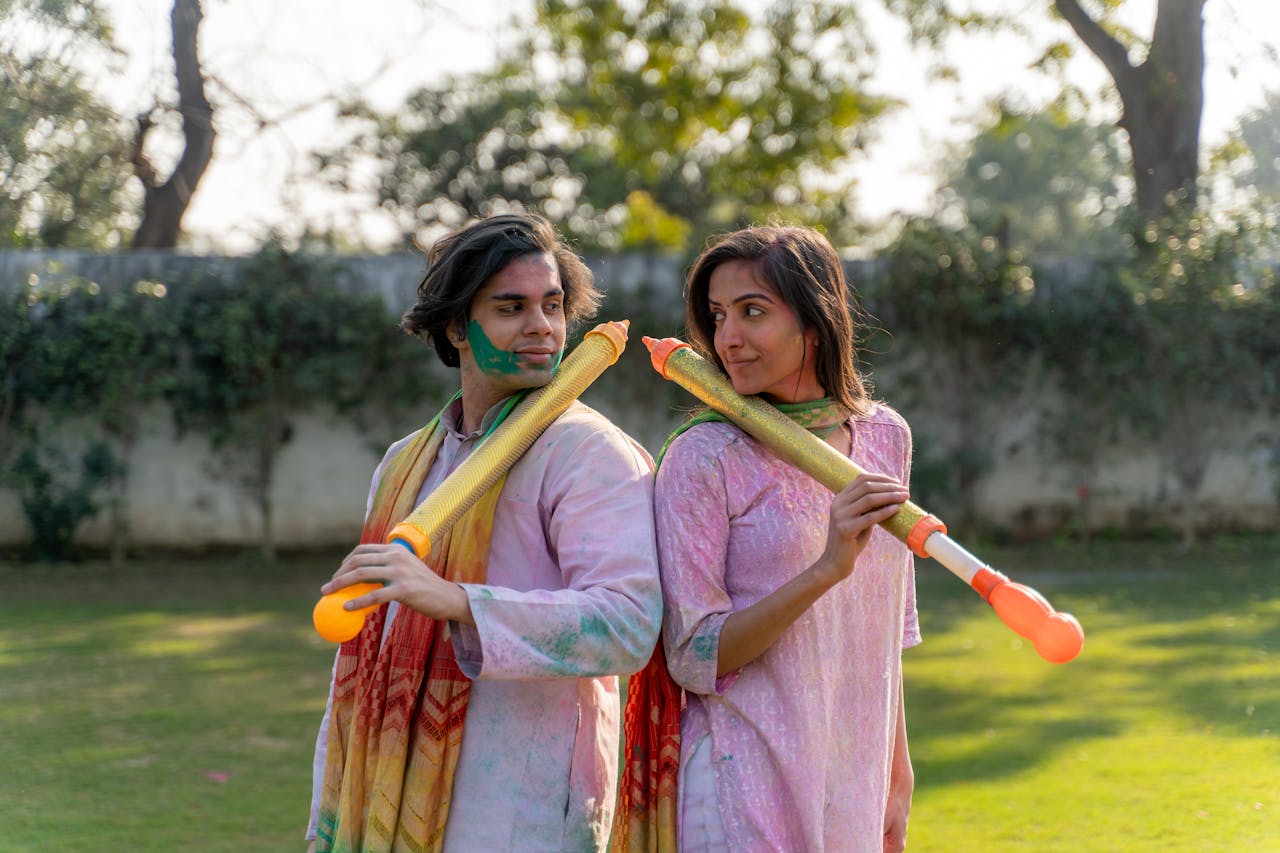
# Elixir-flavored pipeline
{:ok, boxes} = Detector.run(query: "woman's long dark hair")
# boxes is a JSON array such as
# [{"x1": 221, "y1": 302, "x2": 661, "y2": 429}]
[{"x1": 685, "y1": 225, "x2": 872, "y2": 415}]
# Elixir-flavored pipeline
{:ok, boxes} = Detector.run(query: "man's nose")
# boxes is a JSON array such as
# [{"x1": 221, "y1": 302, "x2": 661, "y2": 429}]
[{"x1": 526, "y1": 308, "x2": 554, "y2": 335}]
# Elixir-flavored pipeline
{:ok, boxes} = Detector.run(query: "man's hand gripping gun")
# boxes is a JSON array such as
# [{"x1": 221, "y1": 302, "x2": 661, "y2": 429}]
[{"x1": 311, "y1": 320, "x2": 631, "y2": 642}]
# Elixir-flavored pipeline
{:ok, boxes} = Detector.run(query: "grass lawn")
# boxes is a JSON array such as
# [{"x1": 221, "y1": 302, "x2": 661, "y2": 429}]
[
  {"x1": 1, "y1": 537, "x2": 1277, "y2": 851},
  {"x1": 905, "y1": 537, "x2": 1280, "y2": 852}
]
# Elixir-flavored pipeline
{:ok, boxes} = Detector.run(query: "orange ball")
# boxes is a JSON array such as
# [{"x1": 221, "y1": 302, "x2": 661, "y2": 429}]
[
  {"x1": 1034, "y1": 612, "x2": 1084, "y2": 664},
  {"x1": 312, "y1": 583, "x2": 381, "y2": 643}
]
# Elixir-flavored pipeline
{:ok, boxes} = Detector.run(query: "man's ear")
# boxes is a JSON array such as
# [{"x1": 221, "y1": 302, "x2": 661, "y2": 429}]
[{"x1": 449, "y1": 320, "x2": 467, "y2": 345}]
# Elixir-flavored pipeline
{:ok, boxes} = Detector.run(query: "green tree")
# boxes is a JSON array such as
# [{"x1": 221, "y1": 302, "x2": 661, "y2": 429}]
[
  {"x1": 320, "y1": 0, "x2": 894, "y2": 253},
  {"x1": 891, "y1": 0, "x2": 1210, "y2": 218},
  {"x1": 0, "y1": 0, "x2": 137, "y2": 247},
  {"x1": 1050, "y1": 0, "x2": 1205, "y2": 217},
  {"x1": 939, "y1": 105, "x2": 1130, "y2": 258}
]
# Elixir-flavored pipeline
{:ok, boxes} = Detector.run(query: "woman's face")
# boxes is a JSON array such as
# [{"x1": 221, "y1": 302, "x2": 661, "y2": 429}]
[{"x1": 707, "y1": 259, "x2": 823, "y2": 403}]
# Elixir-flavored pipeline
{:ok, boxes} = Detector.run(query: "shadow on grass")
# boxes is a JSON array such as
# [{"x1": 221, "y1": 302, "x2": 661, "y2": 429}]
[{"x1": 906, "y1": 536, "x2": 1280, "y2": 793}]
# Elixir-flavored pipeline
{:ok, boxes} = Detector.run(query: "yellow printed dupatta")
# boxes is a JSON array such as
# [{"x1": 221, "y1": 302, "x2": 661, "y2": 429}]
[{"x1": 316, "y1": 402, "x2": 507, "y2": 853}]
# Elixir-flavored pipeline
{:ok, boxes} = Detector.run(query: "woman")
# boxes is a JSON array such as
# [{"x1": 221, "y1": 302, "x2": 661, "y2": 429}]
[{"x1": 655, "y1": 226, "x2": 919, "y2": 852}]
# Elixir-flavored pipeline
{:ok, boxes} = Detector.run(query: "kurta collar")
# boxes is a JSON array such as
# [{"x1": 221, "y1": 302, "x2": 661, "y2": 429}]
[{"x1": 441, "y1": 394, "x2": 519, "y2": 440}]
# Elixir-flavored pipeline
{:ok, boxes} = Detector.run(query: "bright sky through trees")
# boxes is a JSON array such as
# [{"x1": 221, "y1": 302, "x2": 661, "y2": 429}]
[{"x1": 98, "y1": 0, "x2": 1279, "y2": 252}]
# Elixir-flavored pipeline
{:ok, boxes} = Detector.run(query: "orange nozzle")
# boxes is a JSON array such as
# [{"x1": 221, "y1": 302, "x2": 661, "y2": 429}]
[
  {"x1": 642, "y1": 336, "x2": 690, "y2": 378},
  {"x1": 312, "y1": 582, "x2": 381, "y2": 643},
  {"x1": 973, "y1": 568, "x2": 1084, "y2": 664},
  {"x1": 905, "y1": 514, "x2": 946, "y2": 559},
  {"x1": 1034, "y1": 612, "x2": 1085, "y2": 664}
]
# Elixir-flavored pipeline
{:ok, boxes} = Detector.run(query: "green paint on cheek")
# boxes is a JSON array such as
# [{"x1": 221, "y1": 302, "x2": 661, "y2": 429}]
[
  {"x1": 467, "y1": 320, "x2": 523, "y2": 375},
  {"x1": 466, "y1": 320, "x2": 564, "y2": 377}
]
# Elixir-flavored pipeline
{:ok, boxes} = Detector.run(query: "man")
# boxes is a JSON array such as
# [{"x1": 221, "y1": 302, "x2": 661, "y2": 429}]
[{"x1": 306, "y1": 213, "x2": 661, "y2": 852}]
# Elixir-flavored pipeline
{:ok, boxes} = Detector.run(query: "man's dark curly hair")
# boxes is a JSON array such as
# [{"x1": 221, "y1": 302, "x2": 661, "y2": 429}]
[{"x1": 401, "y1": 213, "x2": 602, "y2": 367}]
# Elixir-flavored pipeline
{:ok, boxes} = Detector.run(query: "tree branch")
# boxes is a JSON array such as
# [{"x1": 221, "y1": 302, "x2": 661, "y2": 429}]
[
  {"x1": 167, "y1": 0, "x2": 215, "y2": 206},
  {"x1": 130, "y1": 110, "x2": 159, "y2": 189},
  {"x1": 1052, "y1": 0, "x2": 1140, "y2": 98},
  {"x1": 132, "y1": 0, "x2": 216, "y2": 248}
]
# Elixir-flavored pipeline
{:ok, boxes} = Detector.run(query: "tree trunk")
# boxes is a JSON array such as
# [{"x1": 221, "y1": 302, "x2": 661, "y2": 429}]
[
  {"x1": 1054, "y1": 0, "x2": 1205, "y2": 217},
  {"x1": 131, "y1": 0, "x2": 215, "y2": 248}
]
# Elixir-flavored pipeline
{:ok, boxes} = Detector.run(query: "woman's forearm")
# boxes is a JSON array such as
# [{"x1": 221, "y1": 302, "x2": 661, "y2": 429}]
[{"x1": 714, "y1": 557, "x2": 837, "y2": 676}]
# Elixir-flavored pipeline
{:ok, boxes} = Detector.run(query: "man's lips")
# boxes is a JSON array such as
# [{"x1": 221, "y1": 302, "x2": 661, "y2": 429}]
[{"x1": 515, "y1": 348, "x2": 558, "y2": 364}]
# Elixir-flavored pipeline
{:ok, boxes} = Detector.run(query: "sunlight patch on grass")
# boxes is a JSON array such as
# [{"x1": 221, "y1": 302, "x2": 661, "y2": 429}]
[{"x1": 121, "y1": 613, "x2": 273, "y2": 658}]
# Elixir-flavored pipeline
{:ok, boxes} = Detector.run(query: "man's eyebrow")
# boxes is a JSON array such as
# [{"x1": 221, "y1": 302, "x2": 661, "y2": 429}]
[{"x1": 488, "y1": 287, "x2": 564, "y2": 301}]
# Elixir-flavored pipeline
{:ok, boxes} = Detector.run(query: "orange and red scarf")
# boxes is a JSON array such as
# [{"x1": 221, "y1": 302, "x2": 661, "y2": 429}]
[{"x1": 316, "y1": 401, "x2": 507, "y2": 853}]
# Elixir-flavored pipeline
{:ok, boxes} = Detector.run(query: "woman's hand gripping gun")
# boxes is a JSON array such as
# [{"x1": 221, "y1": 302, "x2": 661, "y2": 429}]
[{"x1": 644, "y1": 336, "x2": 1084, "y2": 664}]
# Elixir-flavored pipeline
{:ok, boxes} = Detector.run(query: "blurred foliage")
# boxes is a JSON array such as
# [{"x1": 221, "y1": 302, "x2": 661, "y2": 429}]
[
  {"x1": 1, "y1": 247, "x2": 438, "y2": 561},
  {"x1": 864, "y1": 218, "x2": 1041, "y2": 525},
  {"x1": 938, "y1": 104, "x2": 1131, "y2": 258},
  {"x1": 1211, "y1": 89, "x2": 1280, "y2": 211},
  {"x1": 0, "y1": 0, "x2": 137, "y2": 248},
  {"x1": 862, "y1": 208, "x2": 1278, "y2": 545},
  {"x1": 1031, "y1": 268, "x2": 1143, "y2": 541},
  {"x1": 165, "y1": 246, "x2": 433, "y2": 561},
  {"x1": 16, "y1": 278, "x2": 176, "y2": 561},
  {"x1": 2, "y1": 215, "x2": 1277, "y2": 558},
  {"x1": 1109, "y1": 210, "x2": 1279, "y2": 546},
  {"x1": 319, "y1": 0, "x2": 894, "y2": 254},
  {"x1": 1236, "y1": 91, "x2": 1280, "y2": 203},
  {"x1": 11, "y1": 441, "x2": 121, "y2": 560}
]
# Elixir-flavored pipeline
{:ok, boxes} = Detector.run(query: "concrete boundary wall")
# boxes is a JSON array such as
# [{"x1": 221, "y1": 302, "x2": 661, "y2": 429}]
[{"x1": 2, "y1": 250, "x2": 1275, "y2": 549}]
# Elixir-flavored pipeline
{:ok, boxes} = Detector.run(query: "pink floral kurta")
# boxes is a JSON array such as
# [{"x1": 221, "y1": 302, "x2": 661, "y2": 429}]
[{"x1": 656, "y1": 405, "x2": 921, "y2": 853}]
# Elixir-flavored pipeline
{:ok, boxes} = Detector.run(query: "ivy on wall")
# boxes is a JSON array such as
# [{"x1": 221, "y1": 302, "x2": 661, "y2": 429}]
[
  {"x1": 1, "y1": 246, "x2": 437, "y2": 561},
  {"x1": 1, "y1": 222, "x2": 1276, "y2": 560}
]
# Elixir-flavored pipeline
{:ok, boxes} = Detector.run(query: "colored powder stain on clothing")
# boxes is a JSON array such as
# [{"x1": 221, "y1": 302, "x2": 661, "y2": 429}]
[
  {"x1": 466, "y1": 320, "x2": 564, "y2": 376},
  {"x1": 544, "y1": 628, "x2": 580, "y2": 664},
  {"x1": 579, "y1": 612, "x2": 611, "y2": 638},
  {"x1": 692, "y1": 634, "x2": 717, "y2": 662}
]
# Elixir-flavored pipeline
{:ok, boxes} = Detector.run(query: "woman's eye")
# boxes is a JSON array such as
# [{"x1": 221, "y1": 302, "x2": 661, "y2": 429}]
[
  {"x1": 745, "y1": 304, "x2": 764, "y2": 317},
  {"x1": 710, "y1": 310, "x2": 725, "y2": 323},
  {"x1": 545, "y1": 301, "x2": 562, "y2": 313}
]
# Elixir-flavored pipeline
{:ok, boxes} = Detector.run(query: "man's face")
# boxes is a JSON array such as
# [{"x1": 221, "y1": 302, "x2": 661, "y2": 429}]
[{"x1": 455, "y1": 252, "x2": 567, "y2": 411}]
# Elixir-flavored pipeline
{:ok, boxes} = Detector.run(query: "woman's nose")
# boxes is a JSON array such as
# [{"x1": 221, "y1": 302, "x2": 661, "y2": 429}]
[{"x1": 717, "y1": 315, "x2": 742, "y2": 348}]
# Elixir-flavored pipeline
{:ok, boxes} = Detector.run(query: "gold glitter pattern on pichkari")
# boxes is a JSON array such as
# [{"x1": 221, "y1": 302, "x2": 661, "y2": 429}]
[{"x1": 643, "y1": 336, "x2": 934, "y2": 548}]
